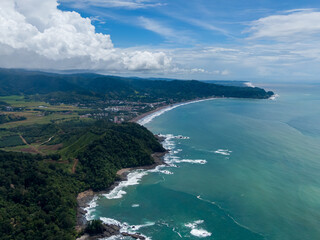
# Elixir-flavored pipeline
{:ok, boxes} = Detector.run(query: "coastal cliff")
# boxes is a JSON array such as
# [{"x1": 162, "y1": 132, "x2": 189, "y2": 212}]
[
  {"x1": 75, "y1": 149, "x2": 167, "y2": 240},
  {"x1": 0, "y1": 121, "x2": 166, "y2": 240}
]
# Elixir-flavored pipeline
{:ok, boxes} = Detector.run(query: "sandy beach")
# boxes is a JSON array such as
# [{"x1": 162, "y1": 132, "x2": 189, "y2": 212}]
[
  {"x1": 76, "y1": 97, "x2": 218, "y2": 225},
  {"x1": 130, "y1": 96, "x2": 218, "y2": 124},
  {"x1": 129, "y1": 104, "x2": 172, "y2": 123},
  {"x1": 76, "y1": 96, "x2": 217, "y2": 239}
]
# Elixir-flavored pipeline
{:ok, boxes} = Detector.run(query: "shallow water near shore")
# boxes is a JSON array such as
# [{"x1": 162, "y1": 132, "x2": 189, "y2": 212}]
[{"x1": 88, "y1": 83, "x2": 320, "y2": 240}]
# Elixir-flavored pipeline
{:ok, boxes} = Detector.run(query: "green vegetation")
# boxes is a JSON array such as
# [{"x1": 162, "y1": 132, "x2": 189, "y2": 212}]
[
  {"x1": 0, "y1": 68, "x2": 274, "y2": 239},
  {"x1": 0, "y1": 120, "x2": 164, "y2": 239},
  {"x1": 0, "y1": 95, "x2": 91, "y2": 129},
  {"x1": 0, "y1": 114, "x2": 26, "y2": 124},
  {"x1": 77, "y1": 122, "x2": 164, "y2": 190},
  {"x1": 0, "y1": 151, "x2": 80, "y2": 240},
  {"x1": 0, "y1": 69, "x2": 274, "y2": 103},
  {"x1": 0, "y1": 135, "x2": 24, "y2": 148},
  {"x1": 85, "y1": 220, "x2": 104, "y2": 235},
  {"x1": 0, "y1": 69, "x2": 274, "y2": 126}
]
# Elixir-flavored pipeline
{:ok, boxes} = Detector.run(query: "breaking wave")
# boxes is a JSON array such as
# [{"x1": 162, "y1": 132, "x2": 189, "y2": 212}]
[
  {"x1": 185, "y1": 220, "x2": 212, "y2": 238},
  {"x1": 85, "y1": 195, "x2": 98, "y2": 220},
  {"x1": 100, "y1": 217, "x2": 154, "y2": 240},
  {"x1": 244, "y1": 82, "x2": 255, "y2": 88},
  {"x1": 103, "y1": 170, "x2": 148, "y2": 200},
  {"x1": 214, "y1": 149, "x2": 232, "y2": 156},
  {"x1": 269, "y1": 94, "x2": 280, "y2": 100},
  {"x1": 175, "y1": 159, "x2": 207, "y2": 164},
  {"x1": 85, "y1": 133, "x2": 208, "y2": 239}
]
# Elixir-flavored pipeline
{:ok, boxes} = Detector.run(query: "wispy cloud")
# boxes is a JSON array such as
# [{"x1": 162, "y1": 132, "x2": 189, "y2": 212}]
[
  {"x1": 246, "y1": 9, "x2": 320, "y2": 41},
  {"x1": 138, "y1": 17, "x2": 176, "y2": 38},
  {"x1": 59, "y1": 0, "x2": 165, "y2": 9},
  {"x1": 156, "y1": 1, "x2": 231, "y2": 38},
  {"x1": 138, "y1": 16, "x2": 194, "y2": 44},
  {"x1": 173, "y1": 16, "x2": 231, "y2": 37}
]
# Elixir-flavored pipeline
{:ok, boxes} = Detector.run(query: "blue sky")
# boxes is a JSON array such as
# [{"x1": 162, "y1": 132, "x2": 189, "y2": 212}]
[
  {"x1": 1, "y1": 0, "x2": 320, "y2": 81},
  {"x1": 58, "y1": 0, "x2": 319, "y2": 47}
]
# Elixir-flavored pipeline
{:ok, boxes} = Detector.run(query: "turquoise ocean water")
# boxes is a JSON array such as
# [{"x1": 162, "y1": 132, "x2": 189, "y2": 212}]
[{"x1": 87, "y1": 83, "x2": 320, "y2": 240}]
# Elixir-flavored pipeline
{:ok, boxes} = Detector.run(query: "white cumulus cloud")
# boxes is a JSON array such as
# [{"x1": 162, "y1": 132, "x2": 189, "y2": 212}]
[{"x1": 0, "y1": 0, "x2": 171, "y2": 71}]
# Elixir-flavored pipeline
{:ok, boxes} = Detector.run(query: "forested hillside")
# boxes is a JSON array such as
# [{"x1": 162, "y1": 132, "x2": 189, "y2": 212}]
[
  {"x1": 0, "y1": 120, "x2": 164, "y2": 239},
  {"x1": 0, "y1": 69, "x2": 274, "y2": 102},
  {"x1": 0, "y1": 68, "x2": 274, "y2": 239}
]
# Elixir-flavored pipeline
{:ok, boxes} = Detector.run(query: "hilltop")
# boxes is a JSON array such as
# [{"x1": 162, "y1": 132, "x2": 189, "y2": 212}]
[{"x1": 0, "y1": 68, "x2": 273, "y2": 101}]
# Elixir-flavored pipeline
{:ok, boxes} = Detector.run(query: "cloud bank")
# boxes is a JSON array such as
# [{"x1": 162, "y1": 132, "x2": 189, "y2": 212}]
[
  {"x1": 2, "y1": 1, "x2": 320, "y2": 81},
  {"x1": 0, "y1": 0, "x2": 171, "y2": 71}
]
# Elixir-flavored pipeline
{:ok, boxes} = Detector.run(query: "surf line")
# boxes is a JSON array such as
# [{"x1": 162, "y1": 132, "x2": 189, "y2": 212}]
[{"x1": 136, "y1": 97, "x2": 217, "y2": 126}]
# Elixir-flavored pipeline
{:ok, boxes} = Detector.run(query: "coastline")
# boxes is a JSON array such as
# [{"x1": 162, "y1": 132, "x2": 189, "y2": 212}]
[
  {"x1": 76, "y1": 96, "x2": 217, "y2": 239},
  {"x1": 132, "y1": 93, "x2": 277, "y2": 125},
  {"x1": 75, "y1": 94, "x2": 276, "y2": 239},
  {"x1": 131, "y1": 96, "x2": 218, "y2": 124},
  {"x1": 129, "y1": 104, "x2": 172, "y2": 123},
  {"x1": 76, "y1": 148, "x2": 168, "y2": 239}
]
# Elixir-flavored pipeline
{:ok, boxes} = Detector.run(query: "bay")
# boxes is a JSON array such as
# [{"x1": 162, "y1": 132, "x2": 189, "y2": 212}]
[{"x1": 89, "y1": 83, "x2": 320, "y2": 240}]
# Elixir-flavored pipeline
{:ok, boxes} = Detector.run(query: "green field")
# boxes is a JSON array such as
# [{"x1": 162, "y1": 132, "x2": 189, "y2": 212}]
[
  {"x1": 0, "y1": 95, "x2": 88, "y2": 111},
  {"x1": 0, "y1": 95, "x2": 95, "y2": 160},
  {"x1": 0, "y1": 95, "x2": 93, "y2": 129},
  {"x1": 0, "y1": 135, "x2": 24, "y2": 148}
]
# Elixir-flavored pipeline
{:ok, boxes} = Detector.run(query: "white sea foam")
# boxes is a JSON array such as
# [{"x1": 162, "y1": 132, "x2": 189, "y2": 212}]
[
  {"x1": 102, "y1": 141, "x2": 182, "y2": 201},
  {"x1": 100, "y1": 217, "x2": 122, "y2": 226},
  {"x1": 103, "y1": 170, "x2": 148, "y2": 199},
  {"x1": 158, "y1": 133, "x2": 190, "y2": 152},
  {"x1": 129, "y1": 222, "x2": 155, "y2": 231},
  {"x1": 85, "y1": 195, "x2": 99, "y2": 220},
  {"x1": 87, "y1": 130, "x2": 208, "y2": 239},
  {"x1": 185, "y1": 220, "x2": 212, "y2": 238},
  {"x1": 185, "y1": 220, "x2": 204, "y2": 228},
  {"x1": 214, "y1": 149, "x2": 232, "y2": 156},
  {"x1": 138, "y1": 98, "x2": 216, "y2": 126},
  {"x1": 172, "y1": 228, "x2": 183, "y2": 238},
  {"x1": 244, "y1": 82, "x2": 255, "y2": 88},
  {"x1": 157, "y1": 134, "x2": 208, "y2": 167},
  {"x1": 175, "y1": 159, "x2": 207, "y2": 165},
  {"x1": 100, "y1": 217, "x2": 154, "y2": 239},
  {"x1": 173, "y1": 149, "x2": 183, "y2": 154},
  {"x1": 101, "y1": 235, "x2": 122, "y2": 240},
  {"x1": 148, "y1": 165, "x2": 174, "y2": 175},
  {"x1": 159, "y1": 170, "x2": 174, "y2": 175},
  {"x1": 269, "y1": 94, "x2": 280, "y2": 100},
  {"x1": 190, "y1": 229, "x2": 212, "y2": 238},
  {"x1": 174, "y1": 135, "x2": 190, "y2": 139}
]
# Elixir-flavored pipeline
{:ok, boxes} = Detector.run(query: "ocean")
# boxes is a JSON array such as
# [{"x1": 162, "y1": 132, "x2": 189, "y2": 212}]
[{"x1": 87, "y1": 83, "x2": 320, "y2": 240}]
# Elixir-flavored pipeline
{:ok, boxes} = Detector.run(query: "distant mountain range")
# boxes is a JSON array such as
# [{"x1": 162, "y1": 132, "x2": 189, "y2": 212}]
[{"x1": 0, "y1": 68, "x2": 273, "y2": 101}]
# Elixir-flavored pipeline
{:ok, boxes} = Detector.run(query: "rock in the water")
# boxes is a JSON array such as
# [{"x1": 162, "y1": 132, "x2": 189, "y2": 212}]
[{"x1": 122, "y1": 232, "x2": 146, "y2": 240}]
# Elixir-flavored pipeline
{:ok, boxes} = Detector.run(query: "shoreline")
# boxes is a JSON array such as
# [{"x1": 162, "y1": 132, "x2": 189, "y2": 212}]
[
  {"x1": 76, "y1": 144, "x2": 168, "y2": 239},
  {"x1": 131, "y1": 93, "x2": 277, "y2": 125},
  {"x1": 75, "y1": 93, "x2": 277, "y2": 239},
  {"x1": 130, "y1": 96, "x2": 219, "y2": 124},
  {"x1": 76, "y1": 97, "x2": 217, "y2": 238},
  {"x1": 129, "y1": 104, "x2": 172, "y2": 123},
  {"x1": 75, "y1": 94, "x2": 275, "y2": 239}
]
